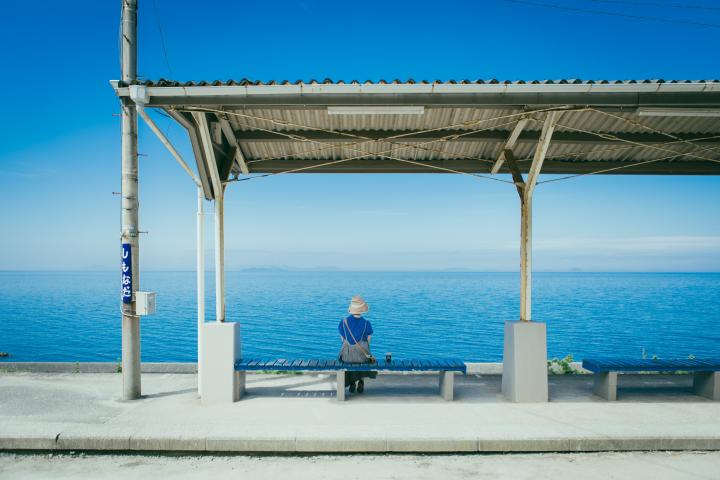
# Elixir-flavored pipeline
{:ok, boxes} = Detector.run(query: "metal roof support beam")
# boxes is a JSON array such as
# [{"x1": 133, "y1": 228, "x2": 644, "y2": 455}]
[
  {"x1": 520, "y1": 111, "x2": 561, "y2": 322},
  {"x1": 194, "y1": 112, "x2": 226, "y2": 324},
  {"x1": 492, "y1": 118, "x2": 529, "y2": 174},
  {"x1": 219, "y1": 117, "x2": 249, "y2": 175},
  {"x1": 130, "y1": 88, "x2": 202, "y2": 187},
  {"x1": 501, "y1": 111, "x2": 559, "y2": 403},
  {"x1": 165, "y1": 110, "x2": 213, "y2": 199},
  {"x1": 234, "y1": 129, "x2": 720, "y2": 145},
  {"x1": 502, "y1": 149, "x2": 526, "y2": 198},
  {"x1": 194, "y1": 113, "x2": 224, "y2": 199},
  {"x1": 110, "y1": 82, "x2": 720, "y2": 108}
]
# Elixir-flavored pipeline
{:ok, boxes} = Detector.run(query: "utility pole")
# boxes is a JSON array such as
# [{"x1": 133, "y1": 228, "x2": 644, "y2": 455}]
[{"x1": 120, "y1": 0, "x2": 141, "y2": 400}]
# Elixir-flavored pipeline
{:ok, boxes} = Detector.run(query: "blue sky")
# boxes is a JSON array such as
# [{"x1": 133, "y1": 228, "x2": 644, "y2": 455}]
[{"x1": 0, "y1": 0, "x2": 719, "y2": 271}]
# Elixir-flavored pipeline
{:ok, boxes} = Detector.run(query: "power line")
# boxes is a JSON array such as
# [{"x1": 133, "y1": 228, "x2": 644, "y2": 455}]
[
  {"x1": 500, "y1": 0, "x2": 720, "y2": 28},
  {"x1": 586, "y1": 0, "x2": 720, "y2": 11},
  {"x1": 152, "y1": 0, "x2": 173, "y2": 76}
]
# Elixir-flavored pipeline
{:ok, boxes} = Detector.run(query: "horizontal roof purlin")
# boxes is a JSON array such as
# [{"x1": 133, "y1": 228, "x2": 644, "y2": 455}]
[{"x1": 112, "y1": 79, "x2": 720, "y2": 110}]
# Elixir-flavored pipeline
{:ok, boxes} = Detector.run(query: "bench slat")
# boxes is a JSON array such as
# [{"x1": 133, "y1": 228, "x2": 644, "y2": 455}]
[
  {"x1": 583, "y1": 358, "x2": 720, "y2": 373},
  {"x1": 236, "y1": 357, "x2": 465, "y2": 372}
]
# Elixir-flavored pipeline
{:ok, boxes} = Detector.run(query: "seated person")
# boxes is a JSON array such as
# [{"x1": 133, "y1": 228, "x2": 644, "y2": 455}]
[{"x1": 338, "y1": 295, "x2": 376, "y2": 393}]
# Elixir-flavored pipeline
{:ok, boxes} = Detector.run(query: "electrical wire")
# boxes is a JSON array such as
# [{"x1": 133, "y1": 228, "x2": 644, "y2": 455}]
[
  {"x1": 537, "y1": 151, "x2": 693, "y2": 184},
  {"x1": 554, "y1": 123, "x2": 720, "y2": 164},
  {"x1": 585, "y1": 0, "x2": 720, "y2": 11},
  {"x1": 588, "y1": 108, "x2": 720, "y2": 158},
  {"x1": 500, "y1": 0, "x2": 720, "y2": 28},
  {"x1": 152, "y1": 0, "x2": 174, "y2": 77}
]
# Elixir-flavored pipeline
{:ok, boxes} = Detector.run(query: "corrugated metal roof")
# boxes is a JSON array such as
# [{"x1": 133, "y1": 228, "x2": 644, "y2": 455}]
[
  {"x1": 133, "y1": 78, "x2": 720, "y2": 87},
  {"x1": 220, "y1": 105, "x2": 720, "y2": 177},
  {"x1": 117, "y1": 78, "x2": 720, "y2": 197}
]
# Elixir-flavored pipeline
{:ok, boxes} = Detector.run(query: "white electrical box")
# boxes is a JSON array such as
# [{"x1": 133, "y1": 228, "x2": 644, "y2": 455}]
[{"x1": 135, "y1": 291, "x2": 156, "y2": 316}]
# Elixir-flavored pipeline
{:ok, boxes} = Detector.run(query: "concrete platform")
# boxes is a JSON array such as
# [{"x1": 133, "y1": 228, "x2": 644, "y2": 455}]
[
  {"x1": 3, "y1": 452, "x2": 719, "y2": 480},
  {"x1": 1, "y1": 372, "x2": 719, "y2": 453}
]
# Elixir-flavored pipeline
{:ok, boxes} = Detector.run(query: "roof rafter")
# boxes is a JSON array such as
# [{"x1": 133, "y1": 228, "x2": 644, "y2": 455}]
[
  {"x1": 492, "y1": 118, "x2": 529, "y2": 174},
  {"x1": 218, "y1": 117, "x2": 250, "y2": 175}
]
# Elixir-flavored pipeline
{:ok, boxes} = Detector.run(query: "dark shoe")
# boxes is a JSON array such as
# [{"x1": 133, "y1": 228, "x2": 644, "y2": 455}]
[
  {"x1": 357, "y1": 379, "x2": 364, "y2": 393},
  {"x1": 349, "y1": 381, "x2": 356, "y2": 393}
]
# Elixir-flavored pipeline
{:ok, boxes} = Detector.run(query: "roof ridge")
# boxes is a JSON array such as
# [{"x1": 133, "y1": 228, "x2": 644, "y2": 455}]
[{"x1": 126, "y1": 78, "x2": 720, "y2": 87}]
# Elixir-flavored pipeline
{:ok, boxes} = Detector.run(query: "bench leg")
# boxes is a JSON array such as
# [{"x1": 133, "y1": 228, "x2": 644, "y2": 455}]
[
  {"x1": 693, "y1": 372, "x2": 720, "y2": 400},
  {"x1": 593, "y1": 372, "x2": 617, "y2": 401},
  {"x1": 236, "y1": 371, "x2": 246, "y2": 400},
  {"x1": 439, "y1": 371, "x2": 454, "y2": 401},
  {"x1": 336, "y1": 371, "x2": 346, "y2": 401}
]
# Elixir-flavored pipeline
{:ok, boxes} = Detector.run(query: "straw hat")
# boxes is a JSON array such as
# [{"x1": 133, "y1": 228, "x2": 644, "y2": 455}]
[{"x1": 348, "y1": 295, "x2": 369, "y2": 315}]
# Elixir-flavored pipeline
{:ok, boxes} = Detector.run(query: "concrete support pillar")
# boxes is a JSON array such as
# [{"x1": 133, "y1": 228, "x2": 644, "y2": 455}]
[
  {"x1": 120, "y1": 0, "x2": 140, "y2": 401},
  {"x1": 500, "y1": 111, "x2": 559, "y2": 403},
  {"x1": 200, "y1": 322, "x2": 243, "y2": 403},
  {"x1": 502, "y1": 190, "x2": 548, "y2": 403}
]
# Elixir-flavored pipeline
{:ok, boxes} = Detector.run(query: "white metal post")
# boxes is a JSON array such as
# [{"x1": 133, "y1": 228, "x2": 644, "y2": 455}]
[
  {"x1": 215, "y1": 186, "x2": 226, "y2": 323},
  {"x1": 519, "y1": 195, "x2": 533, "y2": 321},
  {"x1": 197, "y1": 187, "x2": 205, "y2": 393},
  {"x1": 519, "y1": 111, "x2": 560, "y2": 321},
  {"x1": 120, "y1": 0, "x2": 141, "y2": 400},
  {"x1": 193, "y1": 112, "x2": 227, "y2": 325}
]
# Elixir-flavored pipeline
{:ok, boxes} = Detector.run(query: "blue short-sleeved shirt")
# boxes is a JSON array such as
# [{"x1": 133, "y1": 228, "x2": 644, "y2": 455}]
[{"x1": 339, "y1": 315, "x2": 373, "y2": 345}]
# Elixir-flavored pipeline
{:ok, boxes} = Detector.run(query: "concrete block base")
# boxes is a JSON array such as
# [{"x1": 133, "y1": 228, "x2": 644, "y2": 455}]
[
  {"x1": 501, "y1": 320, "x2": 548, "y2": 402},
  {"x1": 693, "y1": 371, "x2": 719, "y2": 400},
  {"x1": 200, "y1": 322, "x2": 242, "y2": 404}
]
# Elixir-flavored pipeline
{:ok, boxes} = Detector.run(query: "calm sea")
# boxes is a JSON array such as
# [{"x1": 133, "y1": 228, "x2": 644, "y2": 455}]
[{"x1": 1, "y1": 271, "x2": 718, "y2": 362}]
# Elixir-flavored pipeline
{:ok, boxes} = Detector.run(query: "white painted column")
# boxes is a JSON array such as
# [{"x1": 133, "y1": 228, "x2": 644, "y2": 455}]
[
  {"x1": 199, "y1": 183, "x2": 244, "y2": 403},
  {"x1": 197, "y1": 187, "x2": 205, "y2": 395},
  {"x1": 214, "y1": 186, "x2": 226, "y2": 323},
  {"x1": 501, "y1": 111, "x2": 560, "y2": 403},
  {"x1": 193, "y1": 112, "x2": 242, "y2": 403},
  {"x1": 520, "y1": 195, "x2": 532, "y2": 321}
]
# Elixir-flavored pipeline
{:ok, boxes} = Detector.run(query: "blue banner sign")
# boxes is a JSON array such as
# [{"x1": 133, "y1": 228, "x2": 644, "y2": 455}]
[{"x1": 121, "y1": 243, "x2": 132, "y2": 304}]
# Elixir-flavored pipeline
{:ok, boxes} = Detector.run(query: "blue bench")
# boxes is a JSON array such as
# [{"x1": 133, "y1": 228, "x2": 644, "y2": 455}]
[
  {"x1": 235, "y1": 358, "x2": 467, "y2": 401},
  {"x1": 582, "y1": 358, "x2": 720, "y2": 401}
]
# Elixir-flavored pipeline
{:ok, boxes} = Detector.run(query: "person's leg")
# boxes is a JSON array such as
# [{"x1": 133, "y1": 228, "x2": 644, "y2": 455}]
[{"x1": 357, "y1": 371, "x2": 373, "y2": 393}]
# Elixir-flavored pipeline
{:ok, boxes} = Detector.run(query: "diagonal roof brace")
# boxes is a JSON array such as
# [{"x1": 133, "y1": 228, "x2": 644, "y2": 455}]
[
  {"x1": 193, "y1": 112, "x2": 225, "y2": 200},
  {"x1": 491, "y1": 117, "x2": 529, "y2": 174},
  {"x1": 503, "y1": 149, "x2": 526, "y2": 199},
  {"x1": 218, "y1": 117, "x2": 250, "y2": 175},
  {"x1": 128, "y1": 86, "x2": 202, "y2": 188},
  {"x1": 525, "y1": 111, "x2": 561, "y2": 199},
  {"x1": 503, "y1": 111, "x2": 561, "y2": 200}
]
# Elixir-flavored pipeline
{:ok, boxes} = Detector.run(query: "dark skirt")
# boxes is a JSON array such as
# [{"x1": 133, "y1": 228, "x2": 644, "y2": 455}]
[
  {"x1": 345, "y1": 370, "x2": 376, "y2": 386},
  {"x1": 339, "y1": 340, "x2": 377, "y2": 386}
]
